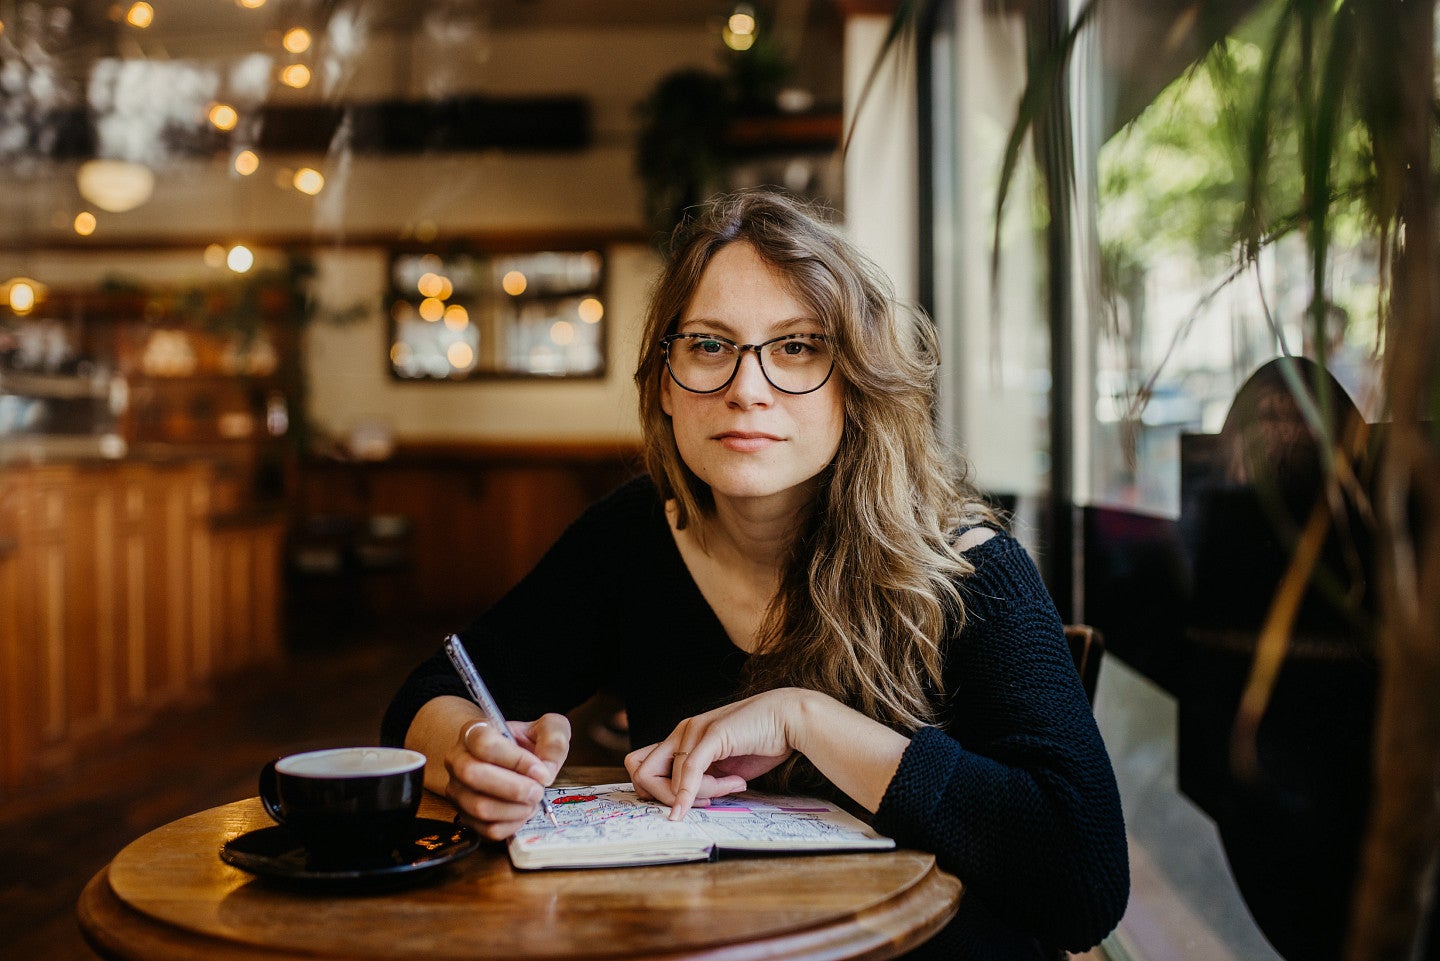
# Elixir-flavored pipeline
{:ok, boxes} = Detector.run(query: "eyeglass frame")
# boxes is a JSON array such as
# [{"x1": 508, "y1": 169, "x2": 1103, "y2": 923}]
[{"x1": 659, "y1": 331, "x2": 836, "y2": 395}]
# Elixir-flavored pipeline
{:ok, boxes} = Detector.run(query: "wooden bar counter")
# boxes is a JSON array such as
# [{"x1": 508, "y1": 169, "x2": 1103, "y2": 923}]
[
  {"x1": 0, "y1": 458, "x2": 284, "y2": 795},
  {"x1": 79, "y1": 768, "x2": 961, "y2": 961}
]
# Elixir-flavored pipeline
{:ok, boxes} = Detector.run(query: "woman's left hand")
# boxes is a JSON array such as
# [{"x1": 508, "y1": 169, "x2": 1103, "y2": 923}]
[{"x1": 625, "y1": 688, "x2": 812, "y2": 820}]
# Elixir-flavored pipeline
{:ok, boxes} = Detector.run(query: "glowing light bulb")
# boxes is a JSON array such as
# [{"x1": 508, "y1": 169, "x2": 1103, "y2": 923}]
[
  {"x1": 578, "y1": 297, "x2": 603, "y2": 324},
  {"x1": 724, "y1": 5, "x2": 757, "y2": 51},
  {"x1": 417, "y1": 272, "x2": 445, "y2": 298},
  {"x1": 550, "y1": 320, "x2": 576, "y2": 346},
  {"x1": 443, "y1": 304, "x2": 469, "y2": 329},
  {"x1": 209, "y1": 103, "x2": 239, "y2": 131},
  {"x1": 73, "y1": 211, "x2": 97, "y2": 236},
  {"x1": 419, "y1": 297, "x2": 445, "y2": 322},
  {"x1": 728, "y1": 7, "x2": 755, "y2": 36},
  {"x1": 126, "y1": 2, "x2": 154, "y2": 28},
  {"x1": 501, "y1": 270, "x2": 527, "y2": 296},
  {"x1": 282, "y1": 27, "x2": 312, "y2": 53},
  {"x1": 233, "y1": 149, "x2": 259, "y2": 176},
  {"x1": 227, "y1": 245, "x2": 255, "y2": 273},
  {"x1": 292, "y1": 167, "x2": 324, "y2": 195},
  {"x1": 7, "y1": 280, "x2": 38, "y2": 314},
  {"x1": 447, "y1": 342, "x2": 474, "y2": 369},
  {"x1": 280, "y1": 63, "x2": 311, "y2": 88}
]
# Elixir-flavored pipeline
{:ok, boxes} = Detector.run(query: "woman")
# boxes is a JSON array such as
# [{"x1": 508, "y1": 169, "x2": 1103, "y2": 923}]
[{"x1": 381, "y1": 190, "x2": 1129, "y2": 959}]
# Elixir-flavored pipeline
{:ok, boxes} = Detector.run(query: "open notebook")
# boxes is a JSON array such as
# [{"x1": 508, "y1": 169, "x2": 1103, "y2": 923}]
[{"x1": 507, "y1": 782, "x2": 895, "y2": 870}]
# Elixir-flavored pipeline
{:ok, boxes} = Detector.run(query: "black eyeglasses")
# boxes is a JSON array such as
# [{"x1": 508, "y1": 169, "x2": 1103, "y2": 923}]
[{"x1": 660, "y1": 332, "x2": 835, "y2": 395}]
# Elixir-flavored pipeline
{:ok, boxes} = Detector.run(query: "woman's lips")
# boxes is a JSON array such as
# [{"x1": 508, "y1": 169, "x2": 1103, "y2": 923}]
[{"x1": 714, "y1": 431, "x2": 782, "y2": 452}]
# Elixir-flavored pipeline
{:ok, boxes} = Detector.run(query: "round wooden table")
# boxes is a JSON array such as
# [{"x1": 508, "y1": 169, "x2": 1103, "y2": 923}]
[{"x1": 77, "y1": 768, "x2": 961, "y2": 961}]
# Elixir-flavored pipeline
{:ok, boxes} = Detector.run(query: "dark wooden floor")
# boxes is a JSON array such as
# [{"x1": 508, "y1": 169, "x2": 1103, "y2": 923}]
[{"x1": 0, "y1": 615, "x2": 626, "y2": 961}]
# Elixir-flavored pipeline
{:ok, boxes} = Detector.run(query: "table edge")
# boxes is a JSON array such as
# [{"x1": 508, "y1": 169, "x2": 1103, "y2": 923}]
[{"x1": 79, "y1": 856, "x2": 961, "y2": 961}]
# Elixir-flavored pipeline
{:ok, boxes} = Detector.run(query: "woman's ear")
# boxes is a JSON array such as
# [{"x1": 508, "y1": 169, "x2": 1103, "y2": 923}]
[{"x1": 660, "y1": 373, "x2": 674, "y2": 416}]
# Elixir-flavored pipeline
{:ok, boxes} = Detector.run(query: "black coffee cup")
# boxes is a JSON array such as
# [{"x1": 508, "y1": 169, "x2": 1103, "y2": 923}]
[{"x1": 259, "y1": 746, "x2": 426, "y2": 863}]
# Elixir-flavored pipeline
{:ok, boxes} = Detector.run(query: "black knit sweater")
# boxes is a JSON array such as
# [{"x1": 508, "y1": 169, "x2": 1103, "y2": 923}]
[{"x1": 381, "y1": 476, "x2": 1129, "y2": 959}]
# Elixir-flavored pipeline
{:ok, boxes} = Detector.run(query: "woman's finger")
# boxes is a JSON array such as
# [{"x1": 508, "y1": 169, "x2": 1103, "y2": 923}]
[
  {"x1": 451, "y1": 784, "x2": 538, "y2": 825},
  {"x1": 462, "y1": 719, "x2": 551, "y2": 783},
  {"x1": 667, "y1": 740, "x2": 716, "y2": 820},
  {"x1": 521, "y1": 713, "x2": 572, "y2": 782}
]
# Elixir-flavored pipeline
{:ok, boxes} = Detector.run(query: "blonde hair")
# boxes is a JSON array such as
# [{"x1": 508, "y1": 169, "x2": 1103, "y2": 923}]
[{"x1": 634, "y1": 190, "x2": 993, "y2": 744}]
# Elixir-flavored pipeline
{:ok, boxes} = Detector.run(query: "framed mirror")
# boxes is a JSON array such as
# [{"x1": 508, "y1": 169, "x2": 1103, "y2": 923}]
[{"x1": 387, "y1": 248, "x2": 606, "y2": 380}]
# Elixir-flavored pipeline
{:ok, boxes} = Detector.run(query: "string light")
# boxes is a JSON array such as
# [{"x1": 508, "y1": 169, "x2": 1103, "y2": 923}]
[
  {"x1": 227, "y1": 245, "x2": 255, "y2": 273},
  {"x1": 282, "y1": 28, "x2": 312, "y2": 53},
  {"x1": 501, "y1": 270, "x2": 527, "y2": 296},
  {"x1": 443, "y1": 304, "x2": 469, "y2": 329},
  {"x1": 73, "y1": 211, "x2": 97, "y2": 236},
  {"x1": 447, "y1": 342, "x2": 474, "y2": 369},
  {"x1": 724, "y1": 3, "x2": 756, "y2": 51},
  {"x1": 292, "y1": 167, "x2": 324, "y2": 195},
  {"x1": 578, "y1": 297, "x2": 604, "y2": 324},
  {"x1": 125, "y1": 2, "x2": 154, "y2": 28},
  {"x1": 208, "y1": 103, "x2": 239, "y2": 131},
  {"x1": 280, "y1": 63, "x2": 311, "y2": 88},
  {"x1": 3, "y1": 278, "x2": 44, "y2": 314}
]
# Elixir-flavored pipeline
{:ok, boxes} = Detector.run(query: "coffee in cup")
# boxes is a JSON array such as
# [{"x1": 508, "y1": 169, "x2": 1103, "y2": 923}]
[{"x1": 259, "y1": 746, "x2": 426, "y2": 864}]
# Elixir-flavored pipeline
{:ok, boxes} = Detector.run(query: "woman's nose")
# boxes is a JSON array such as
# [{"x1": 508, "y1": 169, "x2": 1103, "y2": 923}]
[{"x1": 724, "y1": 349, "x2": 773, "y2": 406}]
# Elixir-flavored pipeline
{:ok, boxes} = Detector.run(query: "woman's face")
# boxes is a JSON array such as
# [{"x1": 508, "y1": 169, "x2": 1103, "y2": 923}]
[{"x1": 661, "y1": 241, "x2": 845, "y2": 511}]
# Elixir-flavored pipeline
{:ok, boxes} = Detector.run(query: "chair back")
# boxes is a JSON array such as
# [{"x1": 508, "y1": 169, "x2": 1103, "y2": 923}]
[{"x1": 1064, "y1": 625, "x2": 1104, "y2": 704}]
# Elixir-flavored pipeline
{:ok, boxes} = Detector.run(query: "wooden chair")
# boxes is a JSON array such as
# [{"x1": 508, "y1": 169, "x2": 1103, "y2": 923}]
[{"x1": 1064, "y1": 625, "x2": 1105, "y2": 704}]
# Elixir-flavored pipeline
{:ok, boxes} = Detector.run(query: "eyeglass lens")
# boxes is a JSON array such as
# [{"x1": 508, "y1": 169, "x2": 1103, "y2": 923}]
[{"x1": 664, "y1": 333, "x2": 833, "y2": 394}]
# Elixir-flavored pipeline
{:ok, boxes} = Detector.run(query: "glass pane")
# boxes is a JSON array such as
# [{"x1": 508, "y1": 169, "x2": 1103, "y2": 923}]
[
  {"x1": 1089, "y1": 33, "x2": 1382, "y2": 518},
  {"x1": 927, "y1": 1, "x2": 1052, "y2": 546}
]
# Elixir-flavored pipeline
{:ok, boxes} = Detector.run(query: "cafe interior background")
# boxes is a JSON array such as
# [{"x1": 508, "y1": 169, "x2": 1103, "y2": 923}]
[{"x1": 0, "y1": 0, "x2": 1408, "y2": 959}]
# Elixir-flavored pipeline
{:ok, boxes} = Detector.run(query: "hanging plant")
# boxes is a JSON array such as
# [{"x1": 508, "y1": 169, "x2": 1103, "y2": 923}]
[{"x1": 635, "y1": 68, "x2": 735, "y2": 244}]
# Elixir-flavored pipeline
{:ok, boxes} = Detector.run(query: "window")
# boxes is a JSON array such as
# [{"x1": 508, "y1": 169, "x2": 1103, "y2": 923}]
[{"x1": 388, "y1": 249, "x2": 606, "y2": 380}]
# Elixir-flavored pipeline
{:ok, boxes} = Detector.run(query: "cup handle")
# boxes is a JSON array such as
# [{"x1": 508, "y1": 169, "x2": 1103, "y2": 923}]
[{"x1": 258, "y1": 759, "x2": 285, "y2": 825}]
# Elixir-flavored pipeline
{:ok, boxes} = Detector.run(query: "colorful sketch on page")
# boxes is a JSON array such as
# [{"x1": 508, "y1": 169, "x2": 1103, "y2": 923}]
[
  {"x1": 685, "y1": 791, "x2": 880, "y2": 845},
  {"x1": 511, "y1": 783, "x2": 703, "y2": 851}
]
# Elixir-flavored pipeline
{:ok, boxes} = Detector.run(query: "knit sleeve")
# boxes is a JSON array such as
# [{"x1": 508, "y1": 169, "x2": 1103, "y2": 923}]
[{"x1": 873, "y1": 534, "x2": 1130, "y2": 952}]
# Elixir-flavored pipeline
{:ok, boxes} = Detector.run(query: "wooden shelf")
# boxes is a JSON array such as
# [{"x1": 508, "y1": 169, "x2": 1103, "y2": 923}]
[{"x1": 726, "y1": 111, "x2": 843, "y2": 153}]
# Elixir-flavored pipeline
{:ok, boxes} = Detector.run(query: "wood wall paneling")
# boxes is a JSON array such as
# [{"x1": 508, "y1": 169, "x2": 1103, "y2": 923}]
[
  {"x1": 0, "y1": 476, "x2": 27, "y2": 788},
  {"x1": 292, "y1": 443, "x2": 641, "y2": 621}
]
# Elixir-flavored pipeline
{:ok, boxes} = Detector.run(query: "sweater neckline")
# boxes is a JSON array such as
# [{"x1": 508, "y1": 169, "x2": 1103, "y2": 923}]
[{"x1": 650, "y1": 499, "x2": 754, "y2": 661}]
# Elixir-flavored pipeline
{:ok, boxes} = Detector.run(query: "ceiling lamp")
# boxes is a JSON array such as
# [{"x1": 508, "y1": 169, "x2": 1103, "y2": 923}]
[
  {"x1": 77, "y1": 159, "x2": 155, "y2": 213},
  {"x1": 724, "y1": 3, "x2": 757, "y2": 51},
  {"x1": 2, "y1": 277, "x2": 47, "y2": 315}
]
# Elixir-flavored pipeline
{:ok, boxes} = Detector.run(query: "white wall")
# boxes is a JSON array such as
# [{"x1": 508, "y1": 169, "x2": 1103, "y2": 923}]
[{"x1": 842, "y1": 15, "x2": 918, "y2": 304}]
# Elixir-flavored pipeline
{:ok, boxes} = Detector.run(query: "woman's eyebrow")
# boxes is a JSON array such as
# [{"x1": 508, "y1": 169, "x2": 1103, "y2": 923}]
[{"x1": 675, "y1": 317, "x2": 822, "y2": 337}]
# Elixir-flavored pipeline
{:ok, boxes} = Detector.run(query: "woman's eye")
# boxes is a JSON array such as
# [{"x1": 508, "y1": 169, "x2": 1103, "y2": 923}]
[
  {"x1": 776, "y1": 338, "x2": 818, "y2": 356},
  {"x1": 696, "y1": 339, "x2": 725, "y2": 354}
]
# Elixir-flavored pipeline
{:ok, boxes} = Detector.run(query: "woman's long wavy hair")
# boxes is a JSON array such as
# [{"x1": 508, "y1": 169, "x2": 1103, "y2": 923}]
[{"x1": 634, "y1": 190, "x2": 995, "y2": 755}]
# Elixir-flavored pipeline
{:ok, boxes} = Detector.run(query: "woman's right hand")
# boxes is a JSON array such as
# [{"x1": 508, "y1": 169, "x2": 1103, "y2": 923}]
[{"x1": 443, "y1": 712, "x2": 571, "y2": 840}]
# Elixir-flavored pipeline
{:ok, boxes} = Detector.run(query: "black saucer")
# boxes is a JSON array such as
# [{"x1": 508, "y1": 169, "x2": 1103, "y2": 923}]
[{"x1": 221, "y1": 817, "x2": 480, "y2": 891}]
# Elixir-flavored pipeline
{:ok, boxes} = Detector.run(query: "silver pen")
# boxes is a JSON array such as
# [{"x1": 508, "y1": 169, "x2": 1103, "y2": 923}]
[{"x1": 443, "y1": 634, "x2": 559, "y2": 827}]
